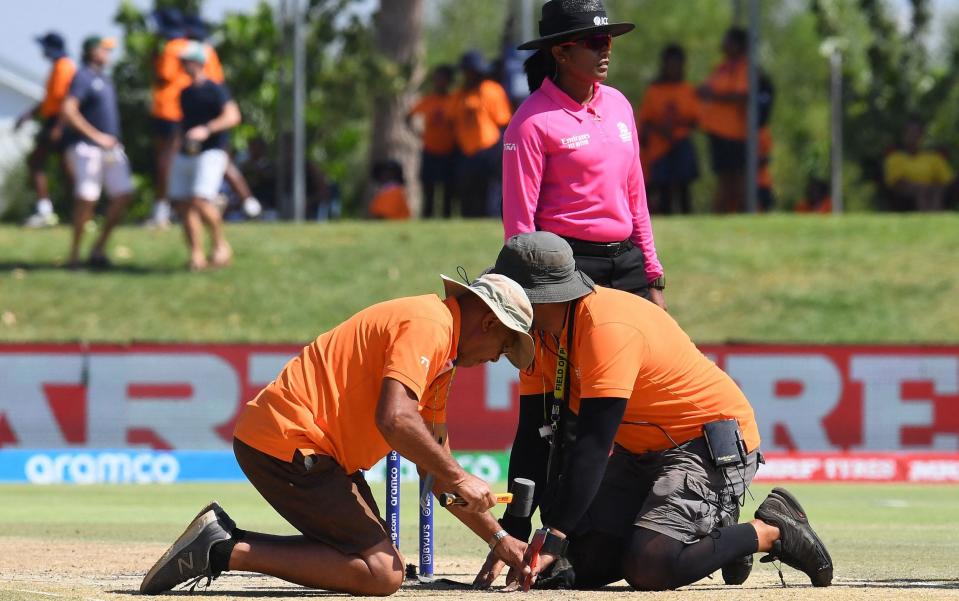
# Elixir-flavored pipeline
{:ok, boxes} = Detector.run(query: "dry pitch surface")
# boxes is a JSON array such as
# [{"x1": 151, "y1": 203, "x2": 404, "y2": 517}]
[
  {"x1": 3, "y1": 483, "x2": 958, "y2": 600},
  {"x1": 2, "y1": 537, "x2": 958, "y2": 601}
]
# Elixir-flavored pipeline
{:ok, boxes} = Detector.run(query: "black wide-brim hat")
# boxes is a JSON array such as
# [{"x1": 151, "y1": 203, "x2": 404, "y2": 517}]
[{"x1": 518, "y1": 0, "x2": 635, "y2": 51}]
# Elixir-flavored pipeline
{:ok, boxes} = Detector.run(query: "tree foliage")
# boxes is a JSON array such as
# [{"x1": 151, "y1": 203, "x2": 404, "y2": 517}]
[{"x1": 812, "y1": 0, "x2": 959, "y2": 207}]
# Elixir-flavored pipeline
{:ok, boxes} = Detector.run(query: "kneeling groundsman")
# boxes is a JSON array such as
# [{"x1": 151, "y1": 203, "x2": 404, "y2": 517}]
[
  {"x1": 474, "y1": 232, "x2": 833, "y2": 591},
  {"x1": 141, "y1": 273, "x2": 535, "y2": 595}
]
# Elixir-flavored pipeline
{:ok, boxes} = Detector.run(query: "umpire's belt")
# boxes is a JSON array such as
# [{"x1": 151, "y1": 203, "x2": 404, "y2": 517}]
[{"x1": 562, "y1": 237, "x2": 634, "y2": 258}]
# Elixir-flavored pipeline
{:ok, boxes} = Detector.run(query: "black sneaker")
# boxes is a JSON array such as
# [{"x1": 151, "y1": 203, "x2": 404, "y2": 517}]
[
  {"x1": 720, "y1": 505, "x2": 753, "y2": 585},
  {"x1": 140, "y1": 502, "x2": 236, "y2": 594},
  {"x1": 755, "y1": 488, "x2": 833, "y2": 587}
]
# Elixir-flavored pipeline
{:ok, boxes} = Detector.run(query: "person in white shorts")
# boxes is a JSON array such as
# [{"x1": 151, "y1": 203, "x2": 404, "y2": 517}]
[
  {"x1": 61, "y1": 36, "x2": 133, "y2": 269},
  {"x1": 168, "y1": 41, "x2": 241, "y2": 271}
]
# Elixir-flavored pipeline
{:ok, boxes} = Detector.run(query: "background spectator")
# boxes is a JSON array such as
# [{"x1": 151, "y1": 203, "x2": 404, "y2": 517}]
[
  {"x1": 795, "y1": 178, "x2": 832, "y2": 213},
  {"x1": 185, "y1": 13, "x2": 261, "y2": 220},
  {"x1": 698, "y1": 27, "x2": 749, "y2": 214},
  {"x1": 146, "y1": 8, "x2": 189, "y2": 229},
  {"x1": 367, "y1": 159, "x2": 410, "y2": 220},
  {"x1": 883, "y1": 118, "x2": 954, "y2": 212},
  {"x1": 757, "y1": 125, "x2": 774, "y2": 211},
  {"x1": 447, "y1": 50, "x2": 512, "y2": 217},
  {"x1": 61, "y1": 36, "x2": 134, "y2": 270},
  {"x1": 168, "y1": 42, "x2": 241, "y2": 271},
  {"x1": 16, "y1": 32, "x2": 76, "y2": 228},
  {"x1": 407, "y1": 64, "x2": 456, "y2": 218},
  {"x1": 638, "y1": 44, "x2": 699, "y2": 215}
]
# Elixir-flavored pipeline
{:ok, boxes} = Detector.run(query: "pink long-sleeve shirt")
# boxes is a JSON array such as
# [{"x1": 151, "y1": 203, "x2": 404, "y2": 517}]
[{"x1": 502, "y1": 77, "x2": 663, "y2": 282}]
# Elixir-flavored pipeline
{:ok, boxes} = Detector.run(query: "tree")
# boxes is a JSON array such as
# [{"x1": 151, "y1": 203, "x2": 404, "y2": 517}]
[
  {"x1": 812, "y1": 0, "x2": 959, "y2": 208},
  {"x1": 368, "y1": 0, "x2": 425, "y2": 215}
]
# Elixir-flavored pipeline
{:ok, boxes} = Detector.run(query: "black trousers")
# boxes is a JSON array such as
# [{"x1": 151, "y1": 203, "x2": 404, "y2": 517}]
[{"x1": 566, "y1": 240, "x2": 651, "y2": 299}]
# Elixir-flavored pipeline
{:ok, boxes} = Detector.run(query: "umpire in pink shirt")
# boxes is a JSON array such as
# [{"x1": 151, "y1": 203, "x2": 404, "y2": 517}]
[{"x1": 502, "y1": 0, "x2": 666, "y2": 310}]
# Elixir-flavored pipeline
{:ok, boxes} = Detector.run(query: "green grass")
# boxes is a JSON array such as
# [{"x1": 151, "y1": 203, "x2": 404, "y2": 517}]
[
  {"x1": 1, "y1": 215, "x2": 958, "y2": 343},
  {"x1": 1, "y1": 482, "x2": 958, "y2": 581}
]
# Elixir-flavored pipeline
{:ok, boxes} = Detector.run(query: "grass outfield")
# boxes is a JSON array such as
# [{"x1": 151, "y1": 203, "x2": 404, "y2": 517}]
[
  {"x1": 0, "y1": 484, "x2": 959, "y2": 600},
  {"x1": 1, "y1": 214, "x2": 958, "y2": 344}
]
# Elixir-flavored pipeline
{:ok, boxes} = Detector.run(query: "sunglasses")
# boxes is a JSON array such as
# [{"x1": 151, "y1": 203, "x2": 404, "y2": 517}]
[{"x1": 560, "y1": 34, "x2": 613, "y2": 52}]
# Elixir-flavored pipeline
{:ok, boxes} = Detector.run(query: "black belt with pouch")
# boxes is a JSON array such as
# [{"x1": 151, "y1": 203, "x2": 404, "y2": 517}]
[{"x1": 702, "y1": 419, "x2": 748, "y2": 468}]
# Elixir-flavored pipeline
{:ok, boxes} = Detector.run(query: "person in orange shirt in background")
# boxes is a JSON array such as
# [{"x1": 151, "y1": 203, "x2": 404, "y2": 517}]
[
  {"x1": 757, "y1": 125, "x2": 775, "y2": 211},
  {"x1": 16, "y1": 32, "x2": 77, "y2": 228},
  {"x1": 140, "y1": 273, "x2": 536, "y2": 596},
  {"x1": 147, "y1": 10, "x2": 260, "y2": 228},
  {"x1": 147, "y1": 8, "x2": 190, "y2": 228},
  {"x1": 638, "y1": 44, "x2": 700, "y2": 215},
  {"x1": 475, "y1": 232, "x2": 834, "y2": 591},
  {"x1": 447, "y1": 50, "x2": 513, "y2": 217},
  {"x1": 367, "y1": 159, "x2": 410, "y2": 220},
  {"x1": 698, "y1": 28, "x2": 749, "y2": 214},
  {"x1": 795, "y1": 178, "x2": 832, "y2": 214},
  {"x1": 407, "y1": 65, "x2": 456, "y2": 218}
]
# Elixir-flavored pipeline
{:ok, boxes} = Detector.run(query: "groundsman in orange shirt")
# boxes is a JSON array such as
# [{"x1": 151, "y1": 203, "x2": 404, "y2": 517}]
[
  {"x1": 141, "y1": 273, "x2": 535, "y2": 596},
  {"x1": 475, "y1": 232, "x2": 833, "y2": 592}
]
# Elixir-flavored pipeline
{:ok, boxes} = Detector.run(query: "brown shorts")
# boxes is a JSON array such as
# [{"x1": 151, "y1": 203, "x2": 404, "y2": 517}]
[
  {"x1": 578, "y1": 437, "x2": 759, "y2": 544},
  {"x1": 233, "y1": 437, "x2": 390, "y2": 555}
]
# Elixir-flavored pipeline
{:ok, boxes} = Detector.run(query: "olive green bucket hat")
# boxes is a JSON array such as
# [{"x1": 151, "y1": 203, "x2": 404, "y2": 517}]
[{"x1": 490, "y1": 232, "x2": 595, "y2": 303}]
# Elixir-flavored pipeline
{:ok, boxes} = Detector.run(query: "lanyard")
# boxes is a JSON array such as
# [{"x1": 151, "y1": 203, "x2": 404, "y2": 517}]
[{"x1": 545, "y1": 299, "x2": 578, "y2": 484}]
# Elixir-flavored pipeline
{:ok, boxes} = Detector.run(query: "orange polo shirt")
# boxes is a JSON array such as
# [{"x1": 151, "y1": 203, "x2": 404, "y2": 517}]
[
  {"x1": 152, "y1": 39, "x2": 226, "y2": 121},
  {"x1": 39, "y1": 57, "x2": 77, "y2": 118},
  {"x1": 699, "y1": 57, "x2": 748, "y2": 141},
  {"x1": 520, "y1": 287, "x2": 760, "y2": 454},
  {"x1": 204, "y1": 46, "x2": 224, "y2": 84},
  {"x1": 409, "y1": 93, "x2": 456, "y2": 155},
  {"x1": 637, "y1": 81, "x2": 700, "y2": 167},
  {"x1": 758, "y1": 126, "x2": 773, "y2": 188},
  {"x1": 447, "y1": 80, "x2": 512, "y2": 157},
  {"x1": 234, "y1": 295, "x2": 459, "y2": 474},
  {"x1": 369, "y1": 184, "x2": 411, "y2": 220}
]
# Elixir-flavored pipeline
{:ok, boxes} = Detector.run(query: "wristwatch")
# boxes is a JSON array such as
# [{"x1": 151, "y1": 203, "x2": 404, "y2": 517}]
[
  {"x1": 487, "y1": 529, "x2": 508, "y2": 550},
  {"x1": 648, "y1": 275, "x2": 666, "y2": 290}
]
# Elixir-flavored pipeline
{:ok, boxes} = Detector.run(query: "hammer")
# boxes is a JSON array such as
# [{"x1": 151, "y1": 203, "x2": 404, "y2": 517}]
[{"x1": 437, "y1": 477, "x2": 535, "y2": 518}]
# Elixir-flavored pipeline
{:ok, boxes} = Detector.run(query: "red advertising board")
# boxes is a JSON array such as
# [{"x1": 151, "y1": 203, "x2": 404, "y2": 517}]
[
  {"x1": 1, "y1": 344, "x2": 957, "y2": 463},
  {"x1": 754, "y1": 453, "x2": 959, "y2": 483}
]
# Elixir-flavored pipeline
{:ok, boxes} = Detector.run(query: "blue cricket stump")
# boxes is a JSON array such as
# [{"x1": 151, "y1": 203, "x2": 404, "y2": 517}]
[
  {"x1": 419, "y1": 477, "x2": 434, "y2": 579},
  {"x1": 386, "y1": 450, "x2": 401, "y2": 549},
  {"x1": 386, "y1": 451, "x2": 435, "y2": 580}
]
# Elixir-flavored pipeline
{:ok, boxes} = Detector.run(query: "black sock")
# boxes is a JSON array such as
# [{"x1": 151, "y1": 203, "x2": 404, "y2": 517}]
[{"x1": 210, "y1": 528, "x2": 245, "y2": 574}]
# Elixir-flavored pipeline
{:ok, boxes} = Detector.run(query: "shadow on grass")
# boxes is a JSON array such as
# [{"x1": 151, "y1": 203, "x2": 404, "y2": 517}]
[{"x1": 0, "y1": 261, "x2": 181, "y2": 275}]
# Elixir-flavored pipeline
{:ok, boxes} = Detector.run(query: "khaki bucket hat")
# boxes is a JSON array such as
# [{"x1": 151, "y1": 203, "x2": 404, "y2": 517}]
[{"x1": 441, "y1": 273, "x2": 535, "y2": 370}]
